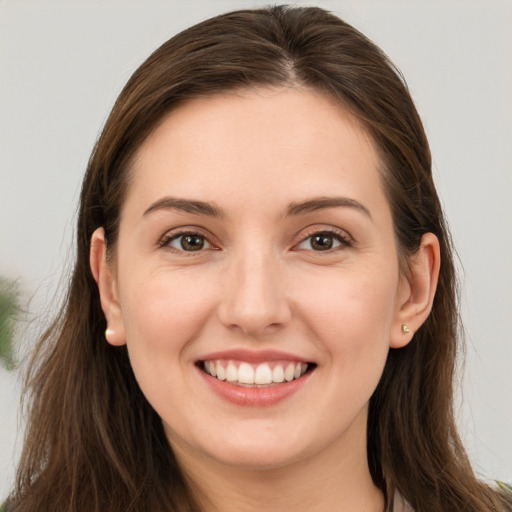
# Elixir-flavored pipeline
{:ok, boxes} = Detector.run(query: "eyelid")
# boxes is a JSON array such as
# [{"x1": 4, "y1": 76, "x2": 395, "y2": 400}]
[
  {"x1": 157, "y1": 225, "x2": 353, "y2": 253},
  {"x1": 293, "y1": 226, "x2": 354, "y2": 251},
  {"x1": 158, "y1": 226, "x2": 218, "y2": 253}
]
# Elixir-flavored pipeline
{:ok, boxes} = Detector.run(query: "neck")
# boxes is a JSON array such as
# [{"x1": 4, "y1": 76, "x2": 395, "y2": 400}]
[{"x1": 171, "y1": 414, "x2": 384, "y2": 512}]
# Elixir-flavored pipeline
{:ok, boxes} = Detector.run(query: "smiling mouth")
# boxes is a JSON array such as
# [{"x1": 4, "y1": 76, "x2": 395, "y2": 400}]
[{"x1": 199, "y1": 360, "x2": 315, "y2": 387}]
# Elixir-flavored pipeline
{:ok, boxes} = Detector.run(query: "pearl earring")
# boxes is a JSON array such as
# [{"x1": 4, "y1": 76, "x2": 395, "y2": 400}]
[{"x1": 105, "y1": 328, "x2": 114, "y2": 339}]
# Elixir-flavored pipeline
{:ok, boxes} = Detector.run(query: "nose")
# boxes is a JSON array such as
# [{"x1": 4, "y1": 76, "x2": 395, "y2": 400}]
[{"x1": 217, "y1": 249, "x2": 292, "y2": 336}]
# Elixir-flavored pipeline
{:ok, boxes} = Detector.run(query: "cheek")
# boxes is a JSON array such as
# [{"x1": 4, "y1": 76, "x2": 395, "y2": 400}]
[
  {"x1": 300, "y1": 257, "x2": 398, "y2": 313},
  {"x1": 118, "y1": 270, "x2": 218, "y2": 378},
  {"x1": 294, "y1": 262, "x2": 399, "y2": 362},
  {"x1": 117, "y1": 271, "x2": 221, "y2": 426}
]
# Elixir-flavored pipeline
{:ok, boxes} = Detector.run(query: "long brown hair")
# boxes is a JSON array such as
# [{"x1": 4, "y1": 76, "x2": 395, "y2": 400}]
[{"x1": 8, "y1": 6, "x2": 511, "y2": 512}]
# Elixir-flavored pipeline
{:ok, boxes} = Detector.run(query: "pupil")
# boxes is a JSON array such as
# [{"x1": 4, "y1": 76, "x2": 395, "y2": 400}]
[
  {"x1": 181, "y1": 235, "x2": 204, "y2": 251},
  {"x1": 312, "y1": 234, "x2": 333, "y2": 250}
]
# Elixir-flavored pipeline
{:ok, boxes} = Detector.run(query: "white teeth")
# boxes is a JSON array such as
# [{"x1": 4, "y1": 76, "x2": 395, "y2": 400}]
[
  {"x1": 204, "y1": 360, "x2": 310, "y2": 386},
  {"x1": 284, "y1": 363, "x2": 295, "y2": 382},
  {"x1": 216, "y1": 361, "x2": 226, "y2": 380},
  {"x1": 272, "y1": 365, "x2": 285, "y2": 383},
  {"x1": 254, "y1": 363, "x2": 272, "y2": 385},
  {"x1": 238, "y1": 362, "x2": 255, "y2": 384},
  {"x1": 226, "y1": 362, "x2": 238, "y2": 382}
]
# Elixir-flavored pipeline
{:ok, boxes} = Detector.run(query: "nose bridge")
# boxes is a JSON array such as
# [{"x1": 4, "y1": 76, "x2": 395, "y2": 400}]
[{"x1": 218, "y1": 243, "x2": 290, "y2": 335}]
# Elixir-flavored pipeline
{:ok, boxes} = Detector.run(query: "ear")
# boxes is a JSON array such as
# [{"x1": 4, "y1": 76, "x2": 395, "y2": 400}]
[
  {"x1": 390, "y1": 232, "x2": 441, "y2": 349},
  {"x1": 90, "y1": 227, "x2": 126, "y2": 346}
]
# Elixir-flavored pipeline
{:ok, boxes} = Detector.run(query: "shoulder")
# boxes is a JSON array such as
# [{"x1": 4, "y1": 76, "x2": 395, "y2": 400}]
[{"x1": 393, "y1": 491, "x2": 414, "y2": 512}]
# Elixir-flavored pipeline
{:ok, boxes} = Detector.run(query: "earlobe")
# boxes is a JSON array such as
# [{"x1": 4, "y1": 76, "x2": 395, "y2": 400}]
[
  {"x1": 90, "y1": 228, "x2": 126, "y2": 346},
  {"x1": 390, "y1": 233, "x2": 441, "y2": 349}
]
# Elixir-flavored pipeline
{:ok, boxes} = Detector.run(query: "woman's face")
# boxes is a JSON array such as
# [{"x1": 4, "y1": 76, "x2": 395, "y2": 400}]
[{"x1": 97, "y1": 87, "x2": 413, "y2": 470}]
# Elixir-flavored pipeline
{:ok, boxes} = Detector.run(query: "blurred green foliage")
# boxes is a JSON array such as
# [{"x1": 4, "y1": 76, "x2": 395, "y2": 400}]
[{"x1": 0, "y1": 276, "x2": 20, "y2": 370}]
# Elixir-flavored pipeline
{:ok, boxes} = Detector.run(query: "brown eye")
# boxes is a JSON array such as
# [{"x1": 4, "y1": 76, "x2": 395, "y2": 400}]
[
  {"x1": 181, "y1": 234, "x2": 205, "y2": 251},
  {"x1": 166, "y1": 233, "x2": 211, "y2": 252},
  {"x1": 297, "y1": 230, "x2": 351, "y2": 251},
  {"x1": 310, "y1": 234, "x2": 335, "y2": 250}
]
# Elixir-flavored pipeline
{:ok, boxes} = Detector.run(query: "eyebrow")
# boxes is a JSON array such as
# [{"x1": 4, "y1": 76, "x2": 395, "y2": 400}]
[
  {"x1": 143, "y1": 197, "x2": 225, "y2": 218},
  {"x1": 142, "y1": 195, "x2": 371, "y2": 220},
  {"x1": 285, "y1": 196, "x2": 372, "y2": 219}
]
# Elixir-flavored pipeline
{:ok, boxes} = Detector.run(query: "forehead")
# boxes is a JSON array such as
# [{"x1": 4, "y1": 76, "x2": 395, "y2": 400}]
[{"x1": 125, "y1": 87, "x2": 387, "y2": 218}]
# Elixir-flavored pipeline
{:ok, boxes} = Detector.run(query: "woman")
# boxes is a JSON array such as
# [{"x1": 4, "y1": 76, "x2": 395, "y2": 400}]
[{"x1": 5, "y1": 5, "x2": 511, "y2": 512}]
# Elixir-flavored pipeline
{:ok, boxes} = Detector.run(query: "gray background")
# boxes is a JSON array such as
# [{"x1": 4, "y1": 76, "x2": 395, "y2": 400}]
[{"x1": 1, "y1": 0, "x2": 511, "y2": 498}]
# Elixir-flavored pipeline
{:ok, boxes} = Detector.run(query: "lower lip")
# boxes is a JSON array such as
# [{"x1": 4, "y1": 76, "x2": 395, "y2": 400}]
[{"x1": 197, "y1": 366, "x2": 312, "y2": 407}]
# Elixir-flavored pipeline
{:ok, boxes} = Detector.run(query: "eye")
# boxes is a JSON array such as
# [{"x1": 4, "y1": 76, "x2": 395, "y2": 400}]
[
  {"x1": 297, "y1": 230, "x2": 351, "y2": 251},
  {"x1": 162, "y1": 232, "x2": 212, "y2": 252}
]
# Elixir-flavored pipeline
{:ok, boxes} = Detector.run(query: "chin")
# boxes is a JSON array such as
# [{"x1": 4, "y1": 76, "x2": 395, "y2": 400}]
[
  {"x1": 206, "y1": 441, "x2": 307, "y2": 471},
  {"x1": 167, "y1": 419, "x2": 313, "y2": 471}
]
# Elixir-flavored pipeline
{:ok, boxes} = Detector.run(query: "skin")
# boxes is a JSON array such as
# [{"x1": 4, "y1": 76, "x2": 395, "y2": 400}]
[{"x1": 91, "y1": 87, "x2": 440, "y2": 511}]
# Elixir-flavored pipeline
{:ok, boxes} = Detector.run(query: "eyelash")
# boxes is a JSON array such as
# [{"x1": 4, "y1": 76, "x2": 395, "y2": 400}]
[
  {"x1": 295, "y1": 228, "x2": 353, "y2": 252},
  {"x1": 159, "y1": 230, "x2": 214, "y2": 255},
  {"x1": 159, "y1": 228, "x2": 353, "y2": 254}
]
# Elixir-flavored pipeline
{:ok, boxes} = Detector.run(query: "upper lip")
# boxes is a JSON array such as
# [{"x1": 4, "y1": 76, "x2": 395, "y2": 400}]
[{"x1": 198, "y1": 349, "x2": 312, "y2": 364}]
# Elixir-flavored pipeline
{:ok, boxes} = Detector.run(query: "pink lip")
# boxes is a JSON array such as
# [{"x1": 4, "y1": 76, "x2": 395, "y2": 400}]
[
  {"x1": 196, "y1": 349, "x2": 315, "y2": 407},
  {"x1": 197, "y1": 367, "x2": 312, "y2": 407},
  {"x1": 198, "y1": 348, "x2": 310, "y2": 364}
]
